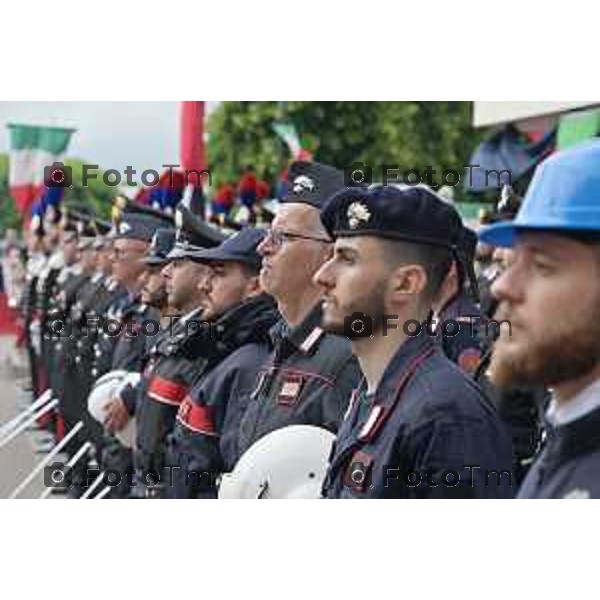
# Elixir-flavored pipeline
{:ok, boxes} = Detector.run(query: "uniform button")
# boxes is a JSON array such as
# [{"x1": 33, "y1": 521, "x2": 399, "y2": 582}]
[
  {"x1": 77, "y1": 341, "x2": 83, "y2": 349},
  {"x1": 75, "y1": 356, "x2": 81, "y2": 364},
  {"x1": 91, "y1": 368, "x2": 98, "y2": 377},
  {"x1": 95, "y1": 349, "x2": 101, "y2": 357}
]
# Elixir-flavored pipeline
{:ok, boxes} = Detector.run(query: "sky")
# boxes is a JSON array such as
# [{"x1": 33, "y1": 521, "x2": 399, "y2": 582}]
[{"x1": 0, "y1": 101, "x2": 219, "y2": 193}]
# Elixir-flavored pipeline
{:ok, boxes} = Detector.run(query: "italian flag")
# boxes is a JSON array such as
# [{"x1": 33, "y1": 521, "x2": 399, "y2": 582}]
[{"x1": 7, "y1": 123, "x2": 76, "y2": 216}]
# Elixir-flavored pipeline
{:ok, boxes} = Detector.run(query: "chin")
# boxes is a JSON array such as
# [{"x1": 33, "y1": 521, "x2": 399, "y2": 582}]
[
  {"x1": 320, "y1": 314, "x2": 345, "y2": 335},
  {"x1": 259, "y1": 267, "x2": 271, "y2": 285},
  {"x1": 200, "y1": 308, "x2": 215, "y2": 322}
]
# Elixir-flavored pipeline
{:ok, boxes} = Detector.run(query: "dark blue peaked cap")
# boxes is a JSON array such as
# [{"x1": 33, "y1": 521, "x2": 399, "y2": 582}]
[
  {"x1": 110, "y1": 201, "x2": 174, "y2": 243},
  {"x1": 141, "y1": 228, "x2": 177, "y2": 266},
  {"x1": 321, "y1": 184, "x2": 463, "y2": 249},
  {"x1": 185, "y1": 227, "x2": 266, "y2": 271},
  {"x1": 167, "y1": 203, "x2": 228, "y2": 259}
]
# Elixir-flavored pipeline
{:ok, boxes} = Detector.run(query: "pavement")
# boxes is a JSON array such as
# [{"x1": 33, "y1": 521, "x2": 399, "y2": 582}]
[{"x1": 0, "y1": 335, "x2": 65, "y2": 499}]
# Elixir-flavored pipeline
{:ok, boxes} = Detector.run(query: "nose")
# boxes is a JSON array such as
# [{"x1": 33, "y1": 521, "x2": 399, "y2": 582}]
[
  {"x1": 138, "y1": 270, "x2": 149, "y2": 286},
  {"x1": 197, "y1": 271, "x2": 212, "y2": 294},
  {"x1": 313, "y1": 256, "x2": 335, "y2": 290},
  {"x1": 491, "y1": 260, "x2": 523, "y2": 305},
  {"x1": 257, "y1": 234, "x2": 274, "y2": 257},
  {"x1": 161, "y1": 262, "x2": 173, "y2": 280}
]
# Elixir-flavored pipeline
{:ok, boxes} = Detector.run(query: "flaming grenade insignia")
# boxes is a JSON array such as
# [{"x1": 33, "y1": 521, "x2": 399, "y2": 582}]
[
  {"x1": 292, "y1": 175, "x2": 315, "y2": 195},
  {"x1": 346, "y1": 202, "x2": 371, "y2": 229}
]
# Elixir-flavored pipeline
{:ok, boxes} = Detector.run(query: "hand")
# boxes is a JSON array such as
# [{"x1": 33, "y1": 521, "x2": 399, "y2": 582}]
[{"x1": 103, "y1": 396, "x2": 130, "y2": 433}]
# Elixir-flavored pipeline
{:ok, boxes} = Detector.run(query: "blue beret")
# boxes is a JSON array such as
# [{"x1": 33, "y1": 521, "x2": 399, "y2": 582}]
[{"x1": 321, "y1": 185, "x2": 463, "y2": 249}]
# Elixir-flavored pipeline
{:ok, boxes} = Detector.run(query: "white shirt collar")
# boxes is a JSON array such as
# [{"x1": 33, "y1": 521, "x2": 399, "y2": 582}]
[
  {"x1": 546, "y1": 377, "x2": 600, "y2": 427},
  {"x1": 179, "y1": 306, "x2": 203, "y2": 326}
]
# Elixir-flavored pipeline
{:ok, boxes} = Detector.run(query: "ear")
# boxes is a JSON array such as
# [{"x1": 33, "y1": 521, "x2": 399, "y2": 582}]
[
  {"x1": 245, "y1": 275, "x2": 262, "y2": 297},
  {"x1": 388, "y1": 264, "x2": 428, "y2": 301}
]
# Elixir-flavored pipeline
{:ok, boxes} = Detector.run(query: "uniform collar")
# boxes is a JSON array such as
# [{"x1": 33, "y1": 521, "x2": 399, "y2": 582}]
[
  {"x1": 65, "y1": 263, "x2": 83, "y2": 277},
  {"x1": 179, "y1": 306, "x2": 203, "y2": 326},
  {"x1": 542, "y1": 403, "x2": 600, "y2": 467},
  {"x1": 546, "y1": 377, "x2": 600, "y2": 427},
  {"x1": 269, "y1": 303, "x2": 325, "y2": 356},
  {"x1": 107, "y1": 278, "x2": 119, "y2": 292},
  {"x1": 437, "y1": 291, "x2": 479, "y2": 322},
  {"x1": 375, "y1": 327, "x2": 436, "y2": 399}
]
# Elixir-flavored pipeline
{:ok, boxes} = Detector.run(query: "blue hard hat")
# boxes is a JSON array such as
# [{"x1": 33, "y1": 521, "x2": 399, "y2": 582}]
[{"x1": 479, "y1": 139, "x2": 600, "y2": 247}]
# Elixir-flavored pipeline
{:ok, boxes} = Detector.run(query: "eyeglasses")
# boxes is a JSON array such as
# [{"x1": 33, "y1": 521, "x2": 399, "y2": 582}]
[{"x1": 264, "y1": 228, "x2": 332, "y2": 248}]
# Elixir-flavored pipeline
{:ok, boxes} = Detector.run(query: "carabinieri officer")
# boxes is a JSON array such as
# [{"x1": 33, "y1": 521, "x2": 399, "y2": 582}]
[{"x1": 315, "y1": 184, "x2": 514, "y2": 498}]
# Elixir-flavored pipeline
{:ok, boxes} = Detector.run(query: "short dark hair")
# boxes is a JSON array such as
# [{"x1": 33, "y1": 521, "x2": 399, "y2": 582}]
[
  {"x1": 379, "y1": 238, "x2": 453, "y2": 301},
  {"x1": 238, "y1": 261, "x2": 261, "y2": 278}
]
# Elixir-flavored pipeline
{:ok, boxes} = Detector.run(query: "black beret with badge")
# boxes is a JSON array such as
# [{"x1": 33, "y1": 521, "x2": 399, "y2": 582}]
[
  {"x1": 282, "y1": 161, "x2": 348, "y2": 210},
  {"x1": 321, "y1": 184, "x2": 463, "y2": 249}
]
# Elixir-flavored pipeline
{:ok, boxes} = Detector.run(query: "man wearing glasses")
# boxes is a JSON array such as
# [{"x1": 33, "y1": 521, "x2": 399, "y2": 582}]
[{"x1": 232, "y1": 161, "x2": 362, "y2": 466}]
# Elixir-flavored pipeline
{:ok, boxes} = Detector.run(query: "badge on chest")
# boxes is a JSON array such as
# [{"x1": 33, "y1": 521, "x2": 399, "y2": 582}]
[{"x1": 276, "y1": 375, "x2": 304, "y2": 406}]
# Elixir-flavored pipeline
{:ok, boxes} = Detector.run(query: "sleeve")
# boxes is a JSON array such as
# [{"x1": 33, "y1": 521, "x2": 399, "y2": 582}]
[
  {"x1": 442, "y1": 319, "x2": 484, "y2": 376},
  {"x1": 403, "y1": 414, "x2": 515, "y2": 499},
  {"x1": 172, "y1": 360, "x2": 244, "y2": 499}
]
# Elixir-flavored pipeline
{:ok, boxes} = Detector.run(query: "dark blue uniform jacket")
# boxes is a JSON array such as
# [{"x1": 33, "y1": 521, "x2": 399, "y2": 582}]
[
  {"x1": 518, "y1": 405, "x2": 600, "y2": 499},
  {"x1": 324, "y1": 329, "x2": 515, "y2": 499}
]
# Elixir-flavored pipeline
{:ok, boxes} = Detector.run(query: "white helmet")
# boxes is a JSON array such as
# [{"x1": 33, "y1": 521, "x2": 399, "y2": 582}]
[
  {"x1": 87, "y1": 370, "x2": 140, "y2": 448},
  {"x1": 218, "y1": 425, "x2": 335, "y2": 499}
]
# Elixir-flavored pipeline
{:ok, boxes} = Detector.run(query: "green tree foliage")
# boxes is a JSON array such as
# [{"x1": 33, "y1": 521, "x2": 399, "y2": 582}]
[{"x1": 207, "y1": 101, "x2": 484, "y2": 197}]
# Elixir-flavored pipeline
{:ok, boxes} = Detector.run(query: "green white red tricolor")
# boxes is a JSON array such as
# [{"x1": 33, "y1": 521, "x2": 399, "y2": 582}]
[{"x1": 7, "y1": 123, "x2": 76, "y2": 215}]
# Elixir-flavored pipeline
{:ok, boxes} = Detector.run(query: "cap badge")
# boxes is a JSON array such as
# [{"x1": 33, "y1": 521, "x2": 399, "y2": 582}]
[
  {"x1": 292, "y1": 175, "x2": 315, "y2": 196},
  {"x1": 118, "y1": 222, "x2": 132, "y2": 234},
  {"x1": 347, "y1": 202, "x2": 371, "y2": 229}
]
